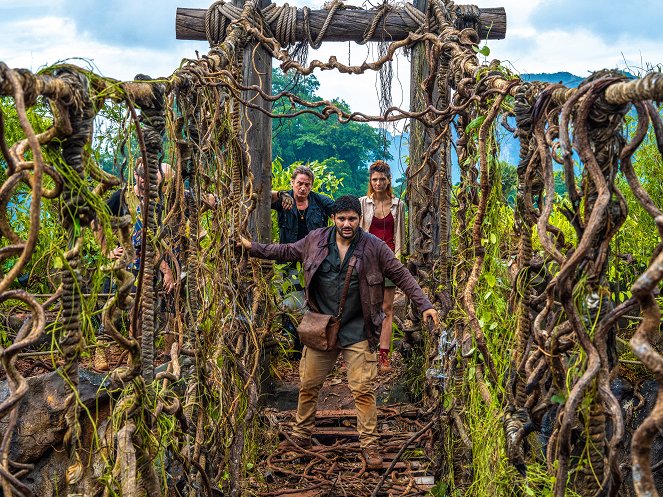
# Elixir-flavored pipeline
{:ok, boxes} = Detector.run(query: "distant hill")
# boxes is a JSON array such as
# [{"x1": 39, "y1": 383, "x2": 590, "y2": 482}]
[
  {"x1": 520, "y1": 72, "x2": 584, "y2": 87},
  {"x1": 381, "y1": 72, "x2": 584, "y2": 184},
  {"x1": 383, "y1": 130, "x2": 409, "y2": 182}
]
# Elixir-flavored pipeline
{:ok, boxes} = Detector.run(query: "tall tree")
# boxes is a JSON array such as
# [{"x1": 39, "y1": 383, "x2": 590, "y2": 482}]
[{"x1": 272, "y1": 69, "x2": 392, "y2": 197}]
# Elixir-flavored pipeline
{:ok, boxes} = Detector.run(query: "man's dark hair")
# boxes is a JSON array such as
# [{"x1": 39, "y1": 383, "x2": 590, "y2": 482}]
[
  {"x1": 291, "y1": 165, "x2": 314, "y2": 182},
  {"x1": 332, "y1": 195, "x2": 362, "y2": 217}
]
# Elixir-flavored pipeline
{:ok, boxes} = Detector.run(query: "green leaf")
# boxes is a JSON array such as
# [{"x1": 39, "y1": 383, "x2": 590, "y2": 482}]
[
  {"x1": 466, "y1": 115, "x2": 486, "y2": 133},
  {"x1": 431, "y1": 482, "x2": 449, "y2": 497},
  {"x1": 485, "y1": 273, "x2": 496, "y2": 288},
  {"x1": 524, "y1": 485, "x2": 535, "y2": 496},
  {"x1": 551, "y1": 393, "x2": 566, "y2": 405},
  {"x1": 490, "y1": 233, "x2": 497, "y2": 244},
  {"x1": 478, "y1": 45, "x2": 491, "y2": 57}
]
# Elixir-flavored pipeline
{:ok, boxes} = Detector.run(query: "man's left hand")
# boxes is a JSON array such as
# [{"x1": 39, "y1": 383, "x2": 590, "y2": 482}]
[
  {"x1": 423, "y1": 308, "x2": 439, "y2": 327},
  {"x1": 202, "y1": 193, "x2": 217, "y2": 209}
]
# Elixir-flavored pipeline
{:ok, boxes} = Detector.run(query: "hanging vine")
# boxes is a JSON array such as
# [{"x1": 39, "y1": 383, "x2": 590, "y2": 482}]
[{"x1": 1, "y1": 0, "x2": 663, "y2": 496}]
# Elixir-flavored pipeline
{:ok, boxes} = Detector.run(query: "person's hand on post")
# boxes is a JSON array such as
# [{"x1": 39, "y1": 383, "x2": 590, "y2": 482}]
[
  {"x1": 238, "y1": 235, "x2": 252, "y2": 250},
  {"x1": 109, "y1": 246, "x2": 125, "y2": 260},
  {"x1": 423, "y1": 308, "x2": 439, "y2": 327},
  {"x1": 162, "y1": 267, "x2": 175, "y2": 294},
  {"x1": 202, "y1": 193, "x2": 217, "y2": 209},
  {"x1": 279, "y1": 191, "x2": 294, "y2": 210}
]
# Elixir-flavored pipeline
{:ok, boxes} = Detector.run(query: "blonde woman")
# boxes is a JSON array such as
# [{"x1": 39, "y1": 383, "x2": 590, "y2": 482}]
[{"x1": 359, "y1": 160, "x2": 405, "y2": 371}]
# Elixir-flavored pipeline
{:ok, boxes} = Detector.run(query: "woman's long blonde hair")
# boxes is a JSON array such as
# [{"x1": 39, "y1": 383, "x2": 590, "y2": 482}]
[{"x1": 367, "y1": 160, "x2": 393, "y2": 198}]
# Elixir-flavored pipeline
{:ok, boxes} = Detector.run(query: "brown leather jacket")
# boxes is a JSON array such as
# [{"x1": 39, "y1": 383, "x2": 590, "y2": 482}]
[{"x1": 250, "y1": 227, "x2": 433, "y2": 351}]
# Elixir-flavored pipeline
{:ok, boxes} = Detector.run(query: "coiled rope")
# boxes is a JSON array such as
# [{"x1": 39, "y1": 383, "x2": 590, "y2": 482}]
[{"x1": 204, "y1": 0, "x2": 441, "y2": 49}]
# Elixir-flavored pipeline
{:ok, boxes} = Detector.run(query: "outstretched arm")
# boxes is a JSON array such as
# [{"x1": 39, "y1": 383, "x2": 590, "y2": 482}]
[
  {"x1": 382, "y1": 243, "x2": 438, "y2": 324},
  {"x1": 239, "y1": 234, "x2": 307, "y2": 262}
]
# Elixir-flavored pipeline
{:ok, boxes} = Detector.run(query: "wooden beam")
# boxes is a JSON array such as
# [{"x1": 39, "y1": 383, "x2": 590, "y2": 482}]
[
  {"x1": 176, "y1": 5, "x2": 506, "y2": 43},
  {"x1": 236, "y1": 0, "x2": 273, "y2": 242}
]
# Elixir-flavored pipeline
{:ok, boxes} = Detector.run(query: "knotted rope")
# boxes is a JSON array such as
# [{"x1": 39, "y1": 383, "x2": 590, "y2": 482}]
[
  {"x1": 303, "y1": 0, "x2": 343, "y2": 49},
  {"x1": 204, "y1": 0, "x2": 443, "y2": 49},
  {"x1": 263, "y1": 3, "x2": 298, "y2": 46},
  {"x1": 205, "y1": 0, "x2": 244, "y2": 46}
]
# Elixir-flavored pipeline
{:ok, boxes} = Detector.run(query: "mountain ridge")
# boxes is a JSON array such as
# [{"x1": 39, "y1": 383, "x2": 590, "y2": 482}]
[{"x1": 384, "y1": 71, "x2": 585, "y2": 183}]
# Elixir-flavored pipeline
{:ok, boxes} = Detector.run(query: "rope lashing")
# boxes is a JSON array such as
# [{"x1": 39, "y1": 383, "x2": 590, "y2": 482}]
[
  {"x1": 263, "y1": 3, "x2": 298, "y2": 47},
  {"x1": 205, "y1": 0, "x2": 244, "y2": 46},
  {"x1": 359, "y1": 2, "x2": 393, "y2": 45},
  {"x1": 303, "y1": 0, "x2": 344, "y2": 49},
  {"x1": 453, "y1": 4, "x2": 481, "y2": 32},
  {"x1": 206, "y1": 0, "x2": 299, "y2": 47},
  {"x1": 423, "y1": 0, "x2": 481, "y2": 35},
  {"x1": 204, "y1": 0, "x2": 451, "y2": 49},
  {"x1": 403, "y1": 3, "x2": 427, "y2": 29}
]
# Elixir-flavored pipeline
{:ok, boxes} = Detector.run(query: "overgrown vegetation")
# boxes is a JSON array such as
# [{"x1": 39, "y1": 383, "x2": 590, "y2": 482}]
[{"x1": 2, "y1": 1, "x2": 663, "y2": 496}]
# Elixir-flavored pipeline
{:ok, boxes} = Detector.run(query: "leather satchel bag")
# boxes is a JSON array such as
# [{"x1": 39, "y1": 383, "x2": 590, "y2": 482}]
[{"x1": 297, "y1": 256, "x2": 356, "y2": 352}]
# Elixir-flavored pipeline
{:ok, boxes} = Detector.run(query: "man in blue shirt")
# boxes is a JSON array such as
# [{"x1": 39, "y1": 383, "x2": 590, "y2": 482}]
[{"x1": 271, "y1": 165, "x2": 334, "y2": 243}]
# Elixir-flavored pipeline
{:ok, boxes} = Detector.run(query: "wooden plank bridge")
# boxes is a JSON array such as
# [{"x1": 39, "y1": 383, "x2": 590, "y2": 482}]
[{"x1": 257, "y1": 363, "x2": 438, "y2": 496}]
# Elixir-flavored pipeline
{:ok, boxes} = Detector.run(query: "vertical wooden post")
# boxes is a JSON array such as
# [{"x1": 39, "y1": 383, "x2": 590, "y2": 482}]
[
  {"x1": 236, "y1": 0, "x2": 273, "y2": 242},
  {"x1": 408, "y1": 0, "x2": 434, "y2": 270},
  {"x1": 408, "y1": 0, "x2": 452, "y2": 285},
  {"x1": 231, "y1": 0, "x2": 275, "y2": 402}
]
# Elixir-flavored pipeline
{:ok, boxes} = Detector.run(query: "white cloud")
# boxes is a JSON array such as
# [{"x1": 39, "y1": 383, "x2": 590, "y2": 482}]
[
  {"x1": 1, "y1": 0, "x2": 661, "y2": 120},
  {"x1": 0, "y1": 14, "x2": 207, "y2": 80},
  {"x1": 529, "y1": 0, "x2": 663, "y2": 44}
]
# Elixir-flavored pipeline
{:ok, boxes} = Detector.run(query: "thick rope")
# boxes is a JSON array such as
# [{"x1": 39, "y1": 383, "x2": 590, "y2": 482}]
[
  {"x1": 205, "y1": 0, "x2": 433, "y2": 49},
  {"x1": 205, "y1": 0, "x2": 244, "y2": 47}
]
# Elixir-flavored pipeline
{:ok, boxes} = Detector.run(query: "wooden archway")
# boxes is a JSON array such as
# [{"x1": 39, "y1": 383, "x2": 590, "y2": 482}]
[{"x1": 176, "y1": 1, "x2": 506, "y2": 282}]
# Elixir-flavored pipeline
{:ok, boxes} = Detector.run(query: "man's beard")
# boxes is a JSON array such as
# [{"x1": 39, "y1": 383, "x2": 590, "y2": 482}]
[{"x1": 336, "y1": 225, "x2": 357, "y2": 240}]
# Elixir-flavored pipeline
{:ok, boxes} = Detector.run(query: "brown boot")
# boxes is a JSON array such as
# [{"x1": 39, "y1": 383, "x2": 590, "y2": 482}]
[
  {"x1": 93, "y1": 346, "x2": 109, "y2": 371},
  {"x1": 362, "y1": 446, "x2": 383, "y2": 470}
]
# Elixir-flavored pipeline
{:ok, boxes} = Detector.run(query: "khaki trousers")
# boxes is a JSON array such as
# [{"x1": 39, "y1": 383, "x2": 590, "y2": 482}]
[{"x1": 293, "y1": 340, "x2": 379, "y2": 448}]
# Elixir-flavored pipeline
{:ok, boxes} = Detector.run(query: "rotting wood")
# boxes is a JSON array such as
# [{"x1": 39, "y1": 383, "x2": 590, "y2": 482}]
[{"x1": 176, "y1": 5, "x2": 506, "y2": 43}]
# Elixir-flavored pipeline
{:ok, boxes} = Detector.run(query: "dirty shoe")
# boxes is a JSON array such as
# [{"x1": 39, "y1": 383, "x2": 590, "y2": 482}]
[
  {"x1": 362, "y1": 446, "x2": 383, "y2": 470},
  {"x1": 379, "y1": 348, "x2": 391, "y2": 373},
  {"x1": 278, "y1": 434, "x2": 311, "y2": 451},
  {"x1": 94, "y1": 347, "x2": 109, "y2": 371}
]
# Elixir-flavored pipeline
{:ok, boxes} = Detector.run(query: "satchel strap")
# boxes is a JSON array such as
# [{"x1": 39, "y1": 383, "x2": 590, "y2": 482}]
[
  {"x1": 306, "y1": 254, "x2": 357, "y2": 319},
  {"x1": 335, "y1": 255, "x2": 357, "y2": 320}
]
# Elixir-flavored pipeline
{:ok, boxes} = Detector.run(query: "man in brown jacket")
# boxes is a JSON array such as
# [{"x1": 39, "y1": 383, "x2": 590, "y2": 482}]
[{"x1": 240, "y1": 195, "x2": 438, "y2": 470}]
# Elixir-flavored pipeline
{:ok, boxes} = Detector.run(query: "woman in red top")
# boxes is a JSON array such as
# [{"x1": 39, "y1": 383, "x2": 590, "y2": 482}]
[{"x1": 359, "y1": 161, "x2": 406, "y2": 370}]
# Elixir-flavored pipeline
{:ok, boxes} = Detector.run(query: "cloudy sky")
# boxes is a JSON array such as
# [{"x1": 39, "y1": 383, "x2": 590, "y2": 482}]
[{"x1": 1, "y1": 0, "x2": 661, "y2": 116}]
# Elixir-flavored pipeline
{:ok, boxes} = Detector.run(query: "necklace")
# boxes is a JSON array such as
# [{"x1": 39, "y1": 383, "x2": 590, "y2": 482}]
[
  {"x1": 375, "y1": 197, "x2": 389, "y2": 219},
  {"x1": 297, "y1": 206, "x2": 307, "y2": 220}
]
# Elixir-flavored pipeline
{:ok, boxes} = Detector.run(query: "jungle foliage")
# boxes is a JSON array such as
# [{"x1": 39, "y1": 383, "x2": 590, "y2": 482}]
[{"x1": 271, "y1": 68, "x2": 392, "y2": 197}]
